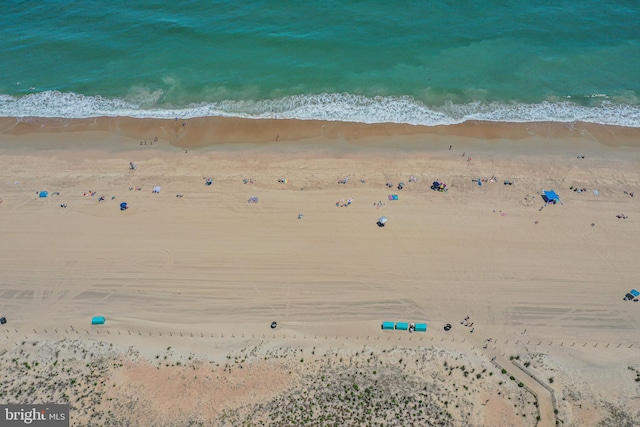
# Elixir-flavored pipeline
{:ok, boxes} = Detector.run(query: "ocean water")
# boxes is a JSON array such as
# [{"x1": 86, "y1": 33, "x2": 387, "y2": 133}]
[{"x1": 1, "y1": 0, "x2": 639, "y2": 126}]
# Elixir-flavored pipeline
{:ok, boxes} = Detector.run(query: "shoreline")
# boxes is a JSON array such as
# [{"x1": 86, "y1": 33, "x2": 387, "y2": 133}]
[{"x1": 2, "y1": 116, "x2": 640, "y2": 151}]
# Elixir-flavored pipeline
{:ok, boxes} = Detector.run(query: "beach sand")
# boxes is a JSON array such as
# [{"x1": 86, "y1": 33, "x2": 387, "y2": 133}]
[{"x1": 1, "y1": 116, "x2": 640, "y2": 426}]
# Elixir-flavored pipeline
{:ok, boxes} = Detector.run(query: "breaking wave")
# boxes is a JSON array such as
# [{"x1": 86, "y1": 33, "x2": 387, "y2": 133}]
[{"x1": 1, "y1": 91, "x2": 639, "y2": 127}]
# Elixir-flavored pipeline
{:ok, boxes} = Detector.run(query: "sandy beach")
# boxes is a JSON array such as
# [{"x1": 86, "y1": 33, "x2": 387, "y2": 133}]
[{"x1": 1, "y1": 116, "x2": 640, "y2": 426}]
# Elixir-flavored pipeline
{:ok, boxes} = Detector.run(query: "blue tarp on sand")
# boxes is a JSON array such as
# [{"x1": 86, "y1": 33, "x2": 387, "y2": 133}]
[{"x1": 39, "y1": 191, "x2": 48, "y2": 198}]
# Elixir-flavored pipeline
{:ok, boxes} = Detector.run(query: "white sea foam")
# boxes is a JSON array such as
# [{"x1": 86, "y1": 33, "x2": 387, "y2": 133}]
[{"x1": 1, "y1": 91, "x2": 639, "y2": 128}]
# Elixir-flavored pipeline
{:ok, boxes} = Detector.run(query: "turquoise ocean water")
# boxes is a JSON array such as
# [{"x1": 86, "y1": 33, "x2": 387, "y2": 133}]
[{"x1": 1, "y1": 0, "x2": 639, "y2": 126}]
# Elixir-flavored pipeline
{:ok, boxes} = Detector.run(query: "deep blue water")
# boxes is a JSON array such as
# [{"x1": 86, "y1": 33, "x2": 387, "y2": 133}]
[{"x1": 1, "y1": 0, "x2": 639, "y2": 126}]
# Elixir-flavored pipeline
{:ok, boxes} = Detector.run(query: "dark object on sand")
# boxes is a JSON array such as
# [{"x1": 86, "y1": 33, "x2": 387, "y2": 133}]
[
  {"x1": 443, "y1": 323, "x2": 452, "y2": 331},
  {"x1": 120, "y1": 202, "x2": 128, "y2": 211},
  {"x1": 0, "y1": 317, "x2": 6, "y2": 324},
  {"x1": 431, "y1": 181, "x2": 448, "y2": 192},
  {"x1": 270, "y1": 321, "x2": 278, "y2": 329},
  {"x1": 624, "y1": 289, "x2": 639, "y2": 301},
  {"x1": 397, "y1": 182, "x2": 405, "y2": 190}
]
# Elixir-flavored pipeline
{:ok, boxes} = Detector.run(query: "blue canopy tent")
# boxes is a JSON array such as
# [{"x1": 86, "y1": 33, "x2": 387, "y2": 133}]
[
  {"x1": 120, "y1": 202, "x2": 128, "y2": 210},
  {"x1": 542, "y1": 190, "x2": 561, "y2": 204},
  {"x1": 395, "y1": 322, "x2": 409, "y2": 331},
  {"x1": 414, "y1": 323, "x2": 427, "y2": 332},
  {"x1": 381, "y1": 321, "x2": 395, "y2": 330},
  {"x1": 91, "y1": 316, "x2": 105, "y2": 325}
]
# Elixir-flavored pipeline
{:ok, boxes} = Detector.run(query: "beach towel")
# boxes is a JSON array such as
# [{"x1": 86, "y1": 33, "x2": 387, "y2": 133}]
[{"x1": 388, "y1": 195, "x2": 398, "y2": 200}]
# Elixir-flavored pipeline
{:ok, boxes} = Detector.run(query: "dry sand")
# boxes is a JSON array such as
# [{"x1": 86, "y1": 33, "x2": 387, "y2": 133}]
[{"x1": 1, "y1": 116, "x2": 640, "y2": 426}]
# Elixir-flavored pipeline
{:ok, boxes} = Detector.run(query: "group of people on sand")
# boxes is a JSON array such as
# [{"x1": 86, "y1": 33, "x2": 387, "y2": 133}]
[
  {"x1": 139, "y1": 137, "x2": 158, "y2": 146},
  {"x1": 461, "y1": 315, "x2": 475, "y2": 333},
  {"x1": 336, "y1": 198, "x2": 353, "y2": 207}
]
